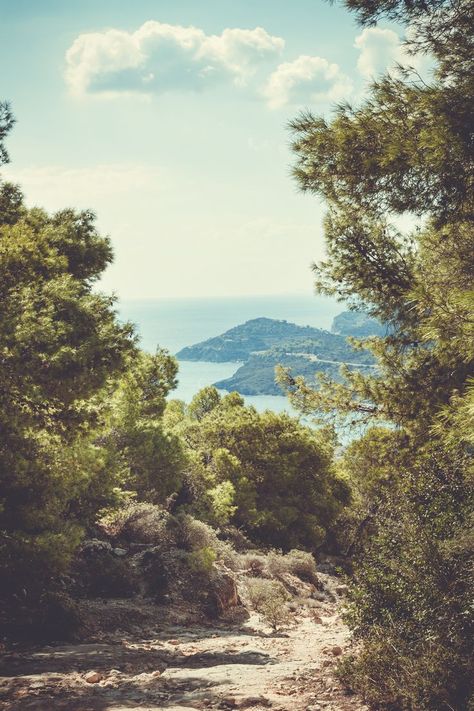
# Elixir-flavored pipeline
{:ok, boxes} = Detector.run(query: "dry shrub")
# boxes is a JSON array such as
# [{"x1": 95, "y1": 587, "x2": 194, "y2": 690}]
[
  {"x1": 239, "y1": 552, "x2": 267, "y2": 576},
  {"x1": 267, "y1": 549, "x2": 318, "y2": 585},
  {"x1": 245, "y1": 577, "x2": 290, "y2": 630},
  {"x1": 100, "y1": 503, "x2": 170, "y2": 544},
  {"x1": 172, "y1": 514, "x2": 238, "y2": 569}
]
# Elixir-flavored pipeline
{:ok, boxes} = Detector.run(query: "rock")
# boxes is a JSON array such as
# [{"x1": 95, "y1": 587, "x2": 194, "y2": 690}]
[
  {"x1": 313, "y1": 615, "x2": 324, "y2": 624},
  {"x1": 113, "y1": 547, "x2": 127, "y2": 556},
  {"x1": 331, "y1": 646, "x2": 343, "y2": 656},
  {"x1": 237, "y1": 696, "x2": 272, "y2": 708},
  {"x1": 210, "y1": 566, "x2": 240, "y2": 616},
  {"x1": 84, "y1": 671, "x2": 103, "y2": 683},
  {"x1": 335, "y1": 585, "x2": 348, "y2": 596}
]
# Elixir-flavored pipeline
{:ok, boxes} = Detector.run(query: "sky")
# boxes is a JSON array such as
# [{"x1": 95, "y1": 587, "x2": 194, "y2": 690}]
[{"x1": 0, "y1": 0, "x2": 421, "y2": 299}]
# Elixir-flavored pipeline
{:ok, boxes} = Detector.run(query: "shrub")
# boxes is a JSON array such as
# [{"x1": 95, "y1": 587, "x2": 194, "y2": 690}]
[
  {"x1": 187, "y1": 546, "x2": 217, "y2": 573},
  {"x1": 267, "y1": 549, "x2": 318, "y2": 585},
  {"x1": 139, "y1": 546, "x2": 186, "y2": 600},
  {"x1": 246, "y1": 578, "x2": 290, "y2": 630},
  {"x1": 99, "y1": 502, "x2": 170, "y2": 544},
  {"x1": 38, "y1": 591, "x2": 83, "y2": 641},
  {"x1": 340, "y1": 448, "x2": 474, "y2": 710},
  {"x1": 171, "y1": 513, "x2": 238, "y2": 569},
  {"x1": 239, "y1": 553, "x2": 267, "y2": 576},
  {"x1": 73, "y1": 540, "x2": 137, "y2": 598}
]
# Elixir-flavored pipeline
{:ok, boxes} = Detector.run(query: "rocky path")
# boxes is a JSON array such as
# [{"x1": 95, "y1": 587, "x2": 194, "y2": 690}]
[{"x1": 0, "y1": 579, "x2": 368, "y2": 711}]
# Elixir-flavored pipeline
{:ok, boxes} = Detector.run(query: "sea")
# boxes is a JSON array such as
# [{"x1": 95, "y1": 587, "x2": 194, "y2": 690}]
[{"x1": 118, "y1": 293, "x2": 343, "y2": 416}]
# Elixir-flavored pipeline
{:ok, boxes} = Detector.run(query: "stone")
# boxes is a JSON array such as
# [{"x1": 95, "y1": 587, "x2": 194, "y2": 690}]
[
  {"x1": 210, "y1": 567, "x2": 240, "y2": 616},
  {"x1": 237, "y1": 696, "x2": 272, "y2": 708},
  {"x1": 113, "y1": 547, "x2": 127, "y2": 556},
  {"x1": 335, "y1": 585, "x2": 348, "y2": 596},
  {"x1": 84, "y1": 671, "x2": 103, "y2": 683},
  {"x1": 331, "y1": 646, "x2": 343, "y2": 656}
]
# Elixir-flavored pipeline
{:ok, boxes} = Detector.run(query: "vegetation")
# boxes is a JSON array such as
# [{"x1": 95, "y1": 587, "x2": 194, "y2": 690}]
[
  {"x1": 331, "y1": 311, "x2": 385, "y2": 338},
  {"x1": 0, "y1": 0, "x2": 472, "y2": 705},
  {"x1": 277, "y1": 0, "x2": 474, "y2": 707},
  {"x1": 178, "y1": 316, "x2": 376, "y2": 395},
  {"x1": 165, "y1": 387, "x2": 350, "y2": 549},
  {"x1": 0, "y1": 102, "x2": 347, "y2": 635},
  {"x1": 245, "y1": 577, "x2": 290, "y2": 630}
]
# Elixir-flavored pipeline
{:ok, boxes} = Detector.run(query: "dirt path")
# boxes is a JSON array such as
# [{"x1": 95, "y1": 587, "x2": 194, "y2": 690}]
[{"x1": 0, "y1": 577, "x2": 368, "y2": 711}]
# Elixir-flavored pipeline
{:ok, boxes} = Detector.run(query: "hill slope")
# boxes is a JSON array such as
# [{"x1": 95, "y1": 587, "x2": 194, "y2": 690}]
[{"x1": 177, "y1": 317, "x2": 376, "y2": 396}]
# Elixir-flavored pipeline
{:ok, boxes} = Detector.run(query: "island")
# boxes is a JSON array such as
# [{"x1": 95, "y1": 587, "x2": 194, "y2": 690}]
[{"x1": 176, "y1": 315, "x2": 377, "y2": 396}]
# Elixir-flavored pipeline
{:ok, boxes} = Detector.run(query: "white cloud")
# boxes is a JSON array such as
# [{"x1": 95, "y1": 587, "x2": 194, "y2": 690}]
[
  {"x1": 354, "y1": 27, "x2": 431, "y2": 79},
  {"x1": 65, "y1": 21, "x2": 284, "y2": 97},
  {"x1": 263, "y1": 55, "x2": 352, "y2": 109}
]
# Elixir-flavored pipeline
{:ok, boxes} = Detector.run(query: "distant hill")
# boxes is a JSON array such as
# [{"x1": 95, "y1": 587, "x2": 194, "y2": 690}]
[
  {"x1": 177, "y1": 317, "x2": 376, "y2": 396},
  {"x1": 331, "y1": 310, "x2": 385, "y2": 338},
  {"x1": 176, "y1": 317, "x2": 331, "y2": 363}
]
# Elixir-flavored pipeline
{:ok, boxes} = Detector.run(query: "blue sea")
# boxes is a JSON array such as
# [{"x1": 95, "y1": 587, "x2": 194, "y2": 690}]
[{"x1": 118, "y1": 293, "x2": 342, "y2": 414}]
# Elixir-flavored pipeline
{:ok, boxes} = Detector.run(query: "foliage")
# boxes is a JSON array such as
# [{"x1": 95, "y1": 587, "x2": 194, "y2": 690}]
[
  {"x1": 282, "y1": 0, "x2": 474, "y2": 706},
  {"x1": 102, "y1": 350, "x2": 187, "y2": 502},
  {"x1": 99, "y1": 502, "x2": 171, "y2": 543},
  {"x1": 340, "y1": 446, "x2": 474, "y2": 709},
  {"x1": 167, "y1": 390, "x2": 349, "y2": 549},
  {"x1": 0, "y1": 158, "x2": 136, "y2": 627},
  {"x1": 245, "y1": 578, "x2": 291, "y2": 630},
  {"x1": 267, "y1": 549, "x2": 318, "y2": 585},
  {"x1": 73, "y1": 540, "x2": 137, "y2": 598}
]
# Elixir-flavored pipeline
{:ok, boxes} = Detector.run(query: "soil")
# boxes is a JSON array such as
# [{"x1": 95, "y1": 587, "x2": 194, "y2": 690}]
[{"x1": 0, "y1": 574, "x2": 368, "y2": 711}]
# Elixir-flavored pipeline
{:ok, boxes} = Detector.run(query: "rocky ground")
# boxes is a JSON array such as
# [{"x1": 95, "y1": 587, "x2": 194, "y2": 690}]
[{"x1": 0, "y1": 574, "x2": 368, "y2": 711}]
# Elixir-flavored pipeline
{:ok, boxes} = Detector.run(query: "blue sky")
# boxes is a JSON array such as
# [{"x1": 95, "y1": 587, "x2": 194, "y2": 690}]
[{"x1": 0, "y1": 0, "x2": 419, "y2": 298}]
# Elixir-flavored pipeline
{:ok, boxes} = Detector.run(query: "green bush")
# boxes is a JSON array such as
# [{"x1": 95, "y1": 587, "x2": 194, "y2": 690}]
[{"x1": 340, "y1": 448, "x2": 474, "y2": 710}]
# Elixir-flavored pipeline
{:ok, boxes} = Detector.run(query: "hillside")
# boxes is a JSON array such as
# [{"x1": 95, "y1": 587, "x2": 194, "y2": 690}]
[
  {"x1": 177, "y1": 317, "x2": 376, "y2": 396},
  {"x1": 176, "y1": 317, "x2": 333, "y2": 362},
  {"x1": 331, "y1": 310, "x2": 385, "y2": 338}
]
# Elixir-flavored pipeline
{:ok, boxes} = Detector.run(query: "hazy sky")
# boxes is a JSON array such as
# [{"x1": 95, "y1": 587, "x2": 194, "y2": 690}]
[{"x1": 0, "y1": 0, "x2": 419, "y2": 299}]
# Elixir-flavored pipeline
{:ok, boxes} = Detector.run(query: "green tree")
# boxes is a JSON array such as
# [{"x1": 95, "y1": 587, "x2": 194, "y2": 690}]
[
  {"x1": 0, "y1": 119, "x2": 136, "y2": 623},
  {"x1": 172, "y1": 391, "x2": 349, "y2": 548},
  {"x1": 278, "y1": 0, "x2": 474, "y2": 706},
  {"x1": 104, "y1": 351, "x2": 187, "y2": 502}
]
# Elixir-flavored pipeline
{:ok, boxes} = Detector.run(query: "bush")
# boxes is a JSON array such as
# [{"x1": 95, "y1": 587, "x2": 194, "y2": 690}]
[
  {"x1": 245, "y1": 578, "x2": 290, "y2": 630},
  {"x1": 38, "y1": 591, "x2": 83, "y2": 641},
  {"x1": 340, "y1": 448, "x2": 474, "y2": 710},
  {"x1": 239, "y1": 553, "x2": 267, "y2": 576},
  {"x1": 139, "y1": 546, "x2": 187, "y2": 600},
  {"x1": 171, "y1": 513, "x2": 238, "y2": 569},
  {"x1": 99, "y1": 503, "x2": 170, "y2": 544},
  {"x1": 73, "y1": 540, "x2": 137, "y2": 598},
  {"x1": 267, "y1": 549, "x2": 318, "y2": 585}
]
